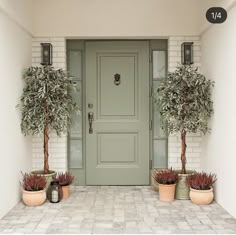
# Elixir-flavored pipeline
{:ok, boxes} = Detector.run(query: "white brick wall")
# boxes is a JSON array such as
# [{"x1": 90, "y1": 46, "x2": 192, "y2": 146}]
[
  {"x1": 167, "y1": 36, "x2": 202, "y2": 171},
  {"x1": 32, "y1": 37, "x2": 67, "y2": 172},
  {"x1": 31, "y1": 36, "x2": 202, "y2": 173}
]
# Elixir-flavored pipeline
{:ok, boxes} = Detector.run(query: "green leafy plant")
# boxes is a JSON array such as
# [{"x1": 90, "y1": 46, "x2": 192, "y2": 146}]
[
  {"x1": 156, "y1": 64, "x2": 214, "y2": 174},
  {"x1": 21, "y1": 173, "x2": 47, "y2": 191},
  {"x1": 153, "y1": 168, "x2": 179, "y2": 185},
  {"x1": 186, "y1": 172, "x2": 217, "y2": 190},
  {"x1": 53, "y1": 172, "x2": 74, "y2": 186},
  {"x1": 19, "y1": 66, "x2": 79, "y2": 174}
]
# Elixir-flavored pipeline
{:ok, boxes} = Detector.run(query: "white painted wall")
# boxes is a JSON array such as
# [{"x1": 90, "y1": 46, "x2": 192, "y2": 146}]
[
  {"x1": 0, "y1": 2, "x2": 32, "y2": 219},
  {"x1": 32, "y1": 0, "x2": 224, "y2": 37},
  {"x1": 201, "y1": 3, "x2": 236, "y2": 218},
  {"x1": 200, "y1": 0, "x2": 236, "y2": 34},
  {"x1": 0, "y1": 0, "x2": 32, "y2": 33}
]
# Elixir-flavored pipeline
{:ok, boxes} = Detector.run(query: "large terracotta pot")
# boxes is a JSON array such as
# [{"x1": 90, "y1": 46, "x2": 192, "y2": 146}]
[
  {"x1": 31, "y1": 170, "x2": 56, "y2": 190},
  {"x1": 22, "y1": 189, "x2": 46, "y2": 206},
  {"x1": 158, "y1": 183, "x2": 176, "y2": 202},
  {"x1": 61, "y1": 185, "x2": 70, "y2": 199},
  {"x1": 189, "y1": 187, "x2": 214, "y2": 205}
]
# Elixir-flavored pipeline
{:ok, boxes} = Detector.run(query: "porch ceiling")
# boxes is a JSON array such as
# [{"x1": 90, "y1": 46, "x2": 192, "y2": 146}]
[{"x1": 32, "y1": 0, "x2": 232, "y2": 37}]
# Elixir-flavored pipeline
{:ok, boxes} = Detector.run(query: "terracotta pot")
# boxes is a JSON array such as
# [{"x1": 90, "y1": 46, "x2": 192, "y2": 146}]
[
  {"x1": 189, "y1": 187, "x2": 214, "y2": 205},
  {"x1": 61, "y1": 185, "x2": 70, "y2": 199},
  {"x1": 22, "y1": 189, "x2": 46, "y2": 206},
  {"x1": 151, "y1": 168, "x2": 167, "y2": 191},
  {"x1": 158, "y1": 183, "x2": 176, "y2": 202}
]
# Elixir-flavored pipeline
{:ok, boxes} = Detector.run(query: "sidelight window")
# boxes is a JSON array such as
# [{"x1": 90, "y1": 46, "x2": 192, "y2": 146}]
[{"x1": 152, "y1": 49, "x2": 168, "y2": 168}]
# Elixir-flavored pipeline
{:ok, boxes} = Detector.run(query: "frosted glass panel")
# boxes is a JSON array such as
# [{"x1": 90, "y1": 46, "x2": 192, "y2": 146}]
[
  {"x1": 69, "y1": 139, "x2": 82, "y2": 168},
  {"x1": 153, "y1": 81, "x2": 166, "y2": 138},
  {"x1": 67, "y1": 45, "x2": 83, "y2": 172},
  {"x1": 153, "y1": 140, "x2": 167, "y2": 168},
  {"x1": 70, "y1": 81, "x2": 82, "y2": 138},
  {"x1": 153, "y1": 51, "x2": 166, "y2": 79},
  {"x1": 68, "y1": 50, "x2": 82, "y2": 80}
]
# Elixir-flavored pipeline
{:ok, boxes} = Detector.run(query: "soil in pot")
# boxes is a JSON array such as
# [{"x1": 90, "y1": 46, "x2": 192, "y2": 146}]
[
  {"x1": 159, "y1": 183, "x2": 176, "y2": 202},
  {"x1": 189, "y1": 187, "x2": 214, "y2": 205},
  {"x1": 175, "y1": 170, "x2": 195, "y2": 200},
  {"x1": 31, "y1": 170, "x2": 56, "y2": 190},
  {"x1": 22, "y1": 189, "x2": 46, "y2": 206}
]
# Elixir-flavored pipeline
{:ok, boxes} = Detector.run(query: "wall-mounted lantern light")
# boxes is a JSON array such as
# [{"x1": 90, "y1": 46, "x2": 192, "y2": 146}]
[
  {"x1": 181, "y1": 42, "x2": 194, "y2": 65},
  {"x1": 41, "y1": 43, "x2": 52, "y2": 65}
]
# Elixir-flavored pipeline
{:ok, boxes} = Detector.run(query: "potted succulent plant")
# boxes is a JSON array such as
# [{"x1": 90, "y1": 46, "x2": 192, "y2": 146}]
[
  {"x1": 54, "y1": 172, "x2": 74, "y2": 199},
  {"x1": 186, "y1": 172, "x2": 217, "y2": 205},
  {"x1": 156, "y1": 64, "x2": 214, "y2": 199},
  {"x1": 153, "y1": 168, "x2": 179, "y2": 202},
  {"x1": 21, "y1": 173, "x2": 47, "y2": 206},
  {"x1": 19, "y1": 66, "x2": 78, "y2": 187}
]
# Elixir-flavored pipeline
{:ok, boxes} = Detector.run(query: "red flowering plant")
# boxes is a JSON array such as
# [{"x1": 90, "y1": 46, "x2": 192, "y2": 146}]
[
  {"x1": 53, "y1": 172, "x2": 74, "y2": 186},
  {"x1": 21, "y1": 173, "x2": 47, "y2": 191},
  {"x1": 186, "y1": 172, "x2": 217, "y2": 190},
  {"x1": 153, "y1": 168, "x2": 179, "y2": 185}
]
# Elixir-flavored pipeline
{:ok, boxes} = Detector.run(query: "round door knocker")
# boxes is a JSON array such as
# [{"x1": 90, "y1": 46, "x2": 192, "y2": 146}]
[{"x1": 114, "y1": 73, "x2": 121, "y2": 86}]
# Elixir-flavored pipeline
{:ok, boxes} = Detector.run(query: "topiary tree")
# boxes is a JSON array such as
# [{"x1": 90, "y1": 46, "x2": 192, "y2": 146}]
[
  {"x1": 155, "y1": 64, "x2": 214, "y2": 174},
  {"x1": 19, "y1": 66, "x2": 78, "y2": 174}
]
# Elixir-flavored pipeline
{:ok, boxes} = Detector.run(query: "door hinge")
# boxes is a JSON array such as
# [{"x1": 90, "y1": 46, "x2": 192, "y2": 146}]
[
  {"x1": 149, "y1": 119, "x2": 153, "y2": 131},
  {"x1": 150, "y1": 85, "x2": 153, "y2": 97},
  {"x1": 149, "y1": 159, "x2": 153, "y2": 169}
]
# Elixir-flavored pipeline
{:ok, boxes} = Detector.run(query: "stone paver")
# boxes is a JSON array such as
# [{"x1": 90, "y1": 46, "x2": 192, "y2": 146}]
[{"x1": 0, "y1": 186, "x2": 236, "y2": 234}]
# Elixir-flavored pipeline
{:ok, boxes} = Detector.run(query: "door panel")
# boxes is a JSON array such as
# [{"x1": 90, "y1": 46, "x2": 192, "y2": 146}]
[
  {"x1": 99, "y1": 54, "x2": 136, "y2": 117},
  {"x1": 98, "y1": 133, "x2": 137, "y2": 164},
  {"x1": 86, "y1": 41, "x2": 149, "y2": 185}
]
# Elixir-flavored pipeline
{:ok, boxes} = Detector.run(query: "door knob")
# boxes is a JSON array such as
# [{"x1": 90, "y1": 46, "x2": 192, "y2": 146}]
[{"x1": 88, "y1": 112, "x2": 94, "y2": 134}]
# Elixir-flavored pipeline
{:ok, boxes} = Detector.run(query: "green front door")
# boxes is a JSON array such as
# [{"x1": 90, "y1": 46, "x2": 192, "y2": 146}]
[{"x1": 85, "y1": 41, "x2": 150, "y2": 185}]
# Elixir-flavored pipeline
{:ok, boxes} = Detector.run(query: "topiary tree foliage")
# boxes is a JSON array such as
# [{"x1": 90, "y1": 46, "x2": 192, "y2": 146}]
[
  {"x1": 155, "y1": 65, "x2": 214, "y2": 174},
  {"x1": 19, "y1": 66, "x2": 78, "y2": 174}
]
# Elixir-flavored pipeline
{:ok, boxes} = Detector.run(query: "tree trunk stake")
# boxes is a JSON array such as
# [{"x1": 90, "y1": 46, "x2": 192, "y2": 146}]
[
  {"x1": 181, "y1": 129, "x2": 187, "y2": 174},
  {"x1": 43, "y1": 99, "x2": 49, "y2": 174}
]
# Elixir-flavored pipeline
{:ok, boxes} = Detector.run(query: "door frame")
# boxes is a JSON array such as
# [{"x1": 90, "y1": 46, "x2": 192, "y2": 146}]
[{"x1": 66, "y1": 39, "x2": 168, "y2": 186}]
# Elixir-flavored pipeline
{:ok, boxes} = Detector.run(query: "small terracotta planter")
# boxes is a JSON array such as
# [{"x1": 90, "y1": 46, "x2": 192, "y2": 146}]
[
  {"x1": 159, "y1": 183, "x2": 176, "y2": 202},
  {"x1": 22, "y1": 189, "x2": 46, "y2": 206},
  {"x1": 61, "y1": 185, "x2": 70, "y2": 199},
  {"x1": 189, "y1": 187, "x2": 214, "y2": 205},
  {"x1": 151, "y1": 169, "x2": 167, "y2": 191}
]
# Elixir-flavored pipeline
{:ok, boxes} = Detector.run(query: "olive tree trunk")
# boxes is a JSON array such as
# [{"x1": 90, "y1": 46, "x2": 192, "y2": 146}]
[
  {"x1": 43, "y1": 99, "x2": 49, "y2": 174},
  {"x1": 181, "y1": 129, "x2": 187, "y2": 174}
]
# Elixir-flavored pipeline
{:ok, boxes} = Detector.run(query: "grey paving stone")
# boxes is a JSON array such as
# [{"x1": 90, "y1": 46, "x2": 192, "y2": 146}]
[{"x1": 0, "y1": 186, "x2": 235, "y2": 234}]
